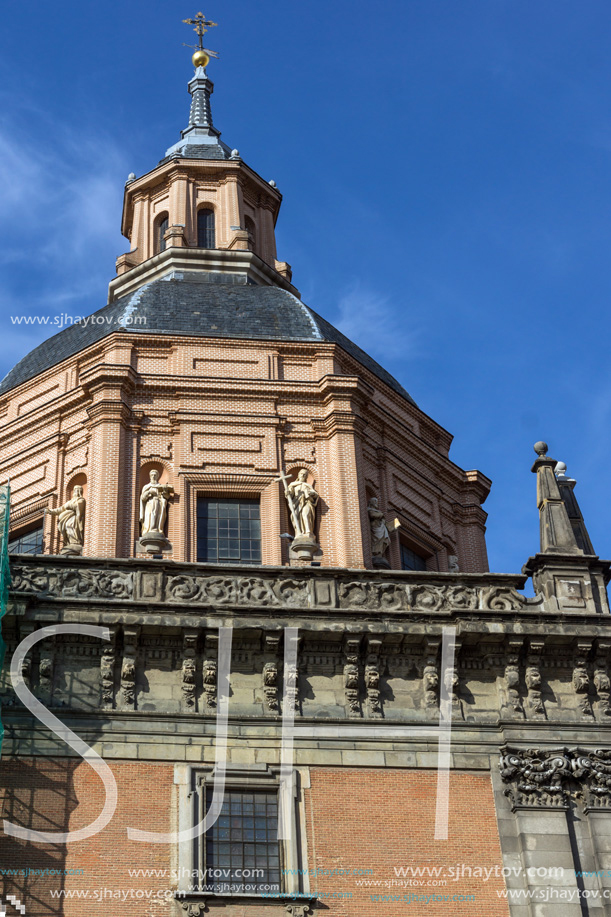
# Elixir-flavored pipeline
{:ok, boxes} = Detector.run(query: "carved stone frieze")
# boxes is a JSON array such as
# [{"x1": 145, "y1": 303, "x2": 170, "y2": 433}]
[
  {"x1": 480, "y1": 586, "x2": 526, "y2": 611},
  {"x1": 500, "y1": 748, "x2": 572, "y2": 809},
  {"x1": 344, "y1": 637, "x2": 362, "y2": 718},
  {"x1": 502, "y1": 638, "x2": 524, "y2": 716},
  {"x1": 165, "y1": 574, "x2": 309, "y2": 608},
  {"x1": 11, "y1": 565, "x2": 133, "y2": 600}
]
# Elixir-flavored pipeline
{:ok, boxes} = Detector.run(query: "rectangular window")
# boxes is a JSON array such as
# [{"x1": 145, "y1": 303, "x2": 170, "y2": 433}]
[
  {"x1": 400, "y1": 542, "x2": 427, "y2": 571},
  {"x1": 9, "y1": 524, "x2": 43, "y2": 555},
  {"x1": 197, "y1": 498, "x2": 261, "y2": 564},
  {"x1": 205, "y1": 789, "x2": 280, "y2": 893}
]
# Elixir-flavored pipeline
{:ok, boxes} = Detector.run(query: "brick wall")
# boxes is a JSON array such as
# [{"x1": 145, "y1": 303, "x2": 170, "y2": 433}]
[
  {"x1": 305, "y1": 768, "x2": 509, "y2": 917},
  {"x1": 0, "y1": 758, "x2": 175, "y2": 917}
]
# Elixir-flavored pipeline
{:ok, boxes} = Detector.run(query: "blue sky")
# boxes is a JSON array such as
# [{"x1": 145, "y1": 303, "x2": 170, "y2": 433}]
[{"x1": 0, "y1": 1, "x2": 610, "y2": 578}]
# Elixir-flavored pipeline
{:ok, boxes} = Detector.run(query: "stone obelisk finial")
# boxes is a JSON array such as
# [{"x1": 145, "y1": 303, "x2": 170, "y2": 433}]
[{"x1": 532, "y1": 441, "x2": 582, "y2": 555}]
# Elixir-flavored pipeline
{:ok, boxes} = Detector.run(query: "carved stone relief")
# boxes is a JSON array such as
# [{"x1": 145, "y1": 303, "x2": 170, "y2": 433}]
[
  {"x1": 500, "y1": 748, "x2": 572, "y2": 809},
  {"x1": 203, "y1": 633, "x2": 218, "y2": 712},
  {"x1": 182, "y1": 629, "x2": 199, "y2": 712},
  {"x1": 121, "y1": 626, "x2": 140, "y2": 709},
  {"x1": 344, "y1": 637, "x2": 361, "y2": 718},
  {"x1": 573, "y1": 641, "x2": 594, "y2": 717},
  {"x1": 100, "y1": 626, "x2": 118, "y2": 710},
  {"x1": 263, "y1": 634, "x2": 280, "y2": 713},
  {"x1": 365, "y1": 638, "x2": 383, "y2": 718}
]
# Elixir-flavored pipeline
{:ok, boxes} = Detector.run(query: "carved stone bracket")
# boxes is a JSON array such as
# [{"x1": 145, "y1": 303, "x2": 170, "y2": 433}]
[
  {"x1": 525, "y1": 639, "x2": 546, "y2": 718},
  {"x1": 179, "y1": 902, "x2": 208, "y2": 915},
  {"x1": 100, "y1": 625, "x2": 118, "y2": 710},
  {"x1": 365, "y1": 637, "x2": 383, "y2": 719},
  {"x1": 502, "y1": 637, "x2": 524, "y2": 717},
  {"x1": 263, "y1": 633, "x2": 281, "y2": 713},
  {"x1": 500, "y1": 748, "x2": 572, "y2": 809},
  {"x1": 286, "y1": 906, "x2": 313, "y2": 917},
  {"x1": 594, "y1": 641, "x2": 611, "y2": 718},
  {"x1": 573, "y1": 640, "x2": 594, "y2": 718},
  {"x1": 283, "y1": 631, "x2": 300, "y2": 714},
  {"x1": 203, "y1": 633, "x2": 218, "y2": 712},
  {"x1": 343, "y1": 637, "x2": 362, "y2": 718},
  {"x1": 182, "y1": 628, "x2": 199, "y2": 712},
  {"x1": 422, "y1": 636, "x2": 440, "y2": 714},
  {"x1": 38, "y1": 637, "x2": 55, "y2": 706},
  {"x1": 120, "y1": 626, "x2": 140, "y2": 709}
]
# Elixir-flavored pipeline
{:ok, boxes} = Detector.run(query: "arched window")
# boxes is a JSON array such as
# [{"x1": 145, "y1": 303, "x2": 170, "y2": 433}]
[
  {"x1": 156, "y1": 214, "x2": 169, "y2": 254},
  {"x1": 197, "y1": 208, "x2": 215, "y2": 249},
  {"x1": 244, "y1": 215, "x2": 256, "y2": 253}
]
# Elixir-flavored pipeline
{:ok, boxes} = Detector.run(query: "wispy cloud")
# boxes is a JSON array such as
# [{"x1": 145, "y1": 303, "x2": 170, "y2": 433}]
[
  {"x1": 334, "y1": 281, "x2": 420, "y2": 362},
  {"x1": 0, "y1": 98, "x2": 128, "y2": 379}
]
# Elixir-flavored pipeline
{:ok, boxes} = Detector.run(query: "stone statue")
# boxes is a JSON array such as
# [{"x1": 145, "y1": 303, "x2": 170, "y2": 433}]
[
  {"x1": 287, "y1": 470, "x2": 319, "y2": 539},
  {"x1": 139, "y1": 470, "x2": 173, "y2": 536},
  {"x1": 276, "y1": 467, "x2": 320, "y2": 561},
  {"x1": 367, "y1": 497, "x2": 390, "y2": 566},
  {"x1": 46, "y1": 485, "x2": 86, "y2": 555}
]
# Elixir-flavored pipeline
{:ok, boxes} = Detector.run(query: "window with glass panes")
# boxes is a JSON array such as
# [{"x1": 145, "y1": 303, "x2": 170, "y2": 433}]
[
  {"x1": 204, "y1": 789, "x2": 280, "y2": 893},
  {"x1": 197, "y1": 208, "x2": 215, "y2": 249},
  {"x1": 400, "y1": 542, "x2": 427, "y2": 571},
  {"x1": 9, "y1": 524, "x2": 43, "y2": 555},
  {"x1": 197, "y1": 498, "x2": 261, "y2": 564}
]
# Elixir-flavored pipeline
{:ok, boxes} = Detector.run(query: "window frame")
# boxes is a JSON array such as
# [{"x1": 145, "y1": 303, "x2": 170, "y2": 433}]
[
  {"x1": 176, "y1": 764, "x2": 308, "y2": 904},
  {"x1": 8, "y1": 522, "x2": 44, "y2": 556},
  {"x1": 197, "y1": 207, "x2": 216, "y2": 249},
  {"x1": 155, "y1": 212, "x2": 169, "y2": 254},
  {"x1": 196, "y1": 497, "x2": 262, "y2": 565}
]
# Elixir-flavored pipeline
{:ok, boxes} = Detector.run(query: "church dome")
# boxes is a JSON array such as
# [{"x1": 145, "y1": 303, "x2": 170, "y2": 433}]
[{"x1": 0, "y1": 273, "x2": 415, "y2": 404}]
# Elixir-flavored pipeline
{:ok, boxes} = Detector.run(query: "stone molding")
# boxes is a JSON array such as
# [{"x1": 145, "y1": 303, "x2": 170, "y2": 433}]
[{"x1": 9, "y1": 555, "x2": 531, "y2": 614}]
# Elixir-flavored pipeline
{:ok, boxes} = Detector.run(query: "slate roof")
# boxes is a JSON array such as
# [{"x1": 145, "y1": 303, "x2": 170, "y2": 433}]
[{"x1": 0, "y1": 274, "x2": 416, "y2": 405}]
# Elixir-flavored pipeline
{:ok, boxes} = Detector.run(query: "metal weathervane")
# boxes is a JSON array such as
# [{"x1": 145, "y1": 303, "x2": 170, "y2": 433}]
[{"x1": 182, "y1": 11, "x2": 219, "y2": 68}]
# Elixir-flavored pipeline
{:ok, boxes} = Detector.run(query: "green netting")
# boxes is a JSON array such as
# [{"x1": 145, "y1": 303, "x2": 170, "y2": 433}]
[{"x1": 0, "y1": 483, "x2": 11, "y2": 755}]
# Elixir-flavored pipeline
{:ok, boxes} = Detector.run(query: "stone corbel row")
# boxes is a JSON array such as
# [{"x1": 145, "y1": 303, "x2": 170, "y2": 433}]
[
  {"x1": 499, "y1": 637, "x2": 611, "y2": 721},
  {"x1": 500, "y1": 746, "x2": 611, "y2": 812}
]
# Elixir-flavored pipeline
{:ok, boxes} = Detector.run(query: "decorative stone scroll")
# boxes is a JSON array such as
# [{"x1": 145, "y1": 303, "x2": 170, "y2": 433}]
[
  {"x1": 501, "y1": 748, "x2": 611, "y2": 812},
  {"x1": 11, "y1": 565, "x2": 133, "y2": 600},
  {"x1": 500, "y1": 748, "x2": 572, "y2": 809},
  {"x1": 165, "y1": 574, "x2": 309, "y2": 608},
  {"x1": 573, "y1": 750, "x2": 611, "y2": 810},
  {"x1": 337, "y1": 581, "x2": 525, "y2": 614}
]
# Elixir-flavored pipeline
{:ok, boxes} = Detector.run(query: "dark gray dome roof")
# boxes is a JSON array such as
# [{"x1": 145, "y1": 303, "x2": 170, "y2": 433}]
[{"x1": 0, "y1": 274, "x2": 415, "y2": 404}]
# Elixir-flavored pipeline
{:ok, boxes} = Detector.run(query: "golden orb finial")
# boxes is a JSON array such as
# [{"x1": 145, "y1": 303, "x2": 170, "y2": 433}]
[{"x1": 192, "y1": 48, "x2": 210, "y2": 69}]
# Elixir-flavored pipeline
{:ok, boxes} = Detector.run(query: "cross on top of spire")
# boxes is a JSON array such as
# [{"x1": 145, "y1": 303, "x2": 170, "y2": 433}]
[{"x1": 183, "y1": 11, "x2": 217, "y2": 50}]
